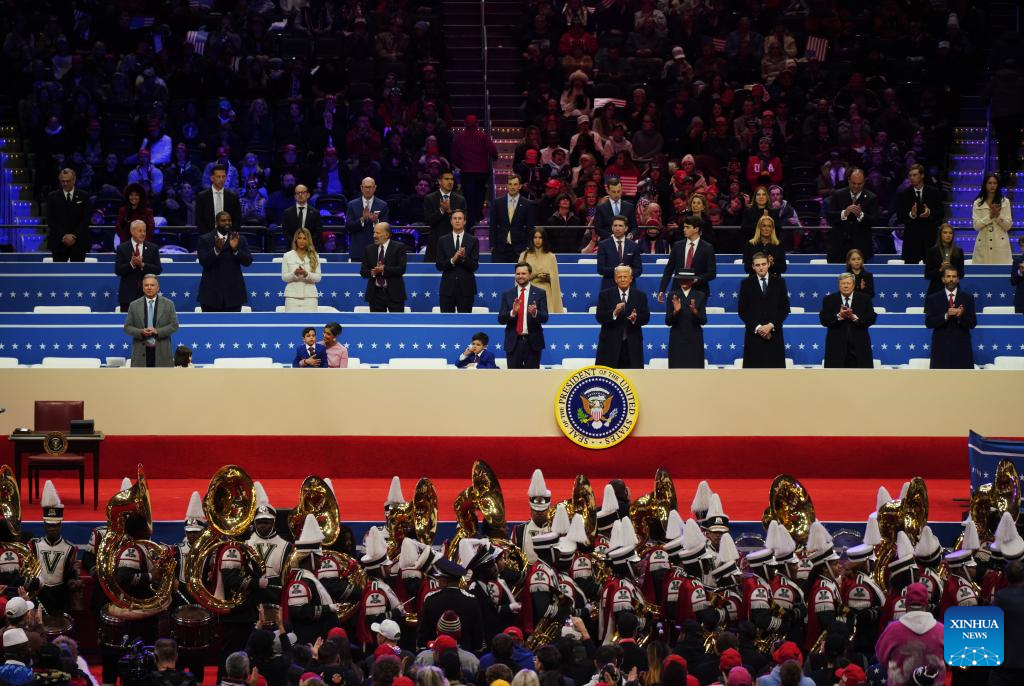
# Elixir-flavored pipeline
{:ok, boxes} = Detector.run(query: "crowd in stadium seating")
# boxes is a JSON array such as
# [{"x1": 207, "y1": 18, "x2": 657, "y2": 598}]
[
  {"x1": 4, "y1": 0, "x2": 451, "y2": 250},
  {"x1": 515, "y1": 0, "x2": 980, "y2": 254}
]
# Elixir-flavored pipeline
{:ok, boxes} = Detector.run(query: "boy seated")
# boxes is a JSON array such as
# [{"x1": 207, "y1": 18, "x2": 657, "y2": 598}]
[{"x1": 455, "y1": 331, "x2": 498, "y2": 369}]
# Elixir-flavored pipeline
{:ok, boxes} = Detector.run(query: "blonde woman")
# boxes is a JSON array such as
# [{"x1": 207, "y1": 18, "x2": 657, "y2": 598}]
[
  {"x1": 971, "y1": 172, "x2": 1013, "y2": 264},
  {"x1": 281, "y1": 228, "x2": 322, "y2": 311},
  {"x1": 519, "y1": 227, "x2": 564, "y2": 313},
  {"x1": 742, "y1": 214, "x2": 787, "y2": 275}
]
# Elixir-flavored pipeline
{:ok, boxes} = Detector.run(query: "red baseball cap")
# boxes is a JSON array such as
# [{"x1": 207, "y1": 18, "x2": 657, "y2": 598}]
[
  {"x1": 327, "y1": 627, "x2": 348, "y2": 641},
  {"x1": 835, "y1": 664, "x2": 866, "y2": 685},
  {"x1": 663, "y1": 655, "x2": 687, "y2": 670},
  {"x1": 465, "y1": 114, "x2": 479, "y2": 125},
  {"x1": 719, "y1": 648, "x2": 742, "y2": 671},
  {"x1": 428, "y1": 634, "x2": 458, "y2": 651},
  {"x1": 503, "y1": 626, "x2": 524, "y2": 640},
  {"x1": 772, "y1": 642, "x2": 803, "y2": 665}
]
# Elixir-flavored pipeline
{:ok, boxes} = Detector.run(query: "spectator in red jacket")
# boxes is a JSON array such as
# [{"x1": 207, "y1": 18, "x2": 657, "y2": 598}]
[{"x1": 746, "y1": 137, "x2": 783, "y2": 188}]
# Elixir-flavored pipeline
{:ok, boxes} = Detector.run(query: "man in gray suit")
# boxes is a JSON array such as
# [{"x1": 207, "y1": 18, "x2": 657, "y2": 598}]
[{"x1": 123, "y1": 274, "x2": 179, "y2": 367}]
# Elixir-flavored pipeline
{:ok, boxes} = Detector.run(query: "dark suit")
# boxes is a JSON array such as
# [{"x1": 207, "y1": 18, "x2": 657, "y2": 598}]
[
  {"x1": 665, "y1": 288, "x2": 707, "y2": 369},
  {"x1": 819, "y1": 291, "x2": 876, "y2": 368},
  {"x1": 423, "y1": 191, "x2": 466, "y2": 262},
  {"x1": 114, "y1": 240, "x2": 162, "y2": 310},
  {"x1": 826, "y1": 187, "x2": 879, "y2": 262},
  {"x1": 281, "y1": 205, "x2": 324, "y2": 247},
  {"x1": 595, "y1": 287, "x2": 650, "y2": 369},
  {"x1": 923, "y1": 246, "x2": 965, "y2": 295},
  {"x1": 658, "y1": 238, "x2": 716, "y2": 297},
  {"x1": 359, "y1": 240, "x2": 408, "y2": 312},
  {"x1": 738, "y1": 274, "x2": 790, "y2": 368},
  {"x1": 292, "y1": 342, "x2": 328, "y2": 368},
  {"x1": 597, "y1": 237, "x2": 643, "y2": 291},
  {"x1": 46, "y1": 188, "x2": 91, "y2": 261},
  {"x1": 895, "y1": 184, "x2": 944, "y2": 264},
  {"x1": 345, "y1": 196, "x2": 389, "y2": 263},
  {"x1": 197, "y1": 231, "x2": 253, "y2": 311},
  {"x1": 497, "y1": 285, "x2": 548, "y2": 368},
  {"x1": 991, "y1": 586, "x2": 1024, "y2": 685},
  {"x1": 925, "y1": 287, "x2": 976, "y2": 369},
  {"x1": 436, "y1": 232, "x2": 480, "y2": 312},
  {"x1": 195, "y1": 188, "x2": 242, "y2": 234},
  {"x1": 593, "y1": 199, "x2": 637, "y2": 240},
  {"x1": 418, "y1": 586, "x2": 484, "y2": 652},
  {"x1": 1012, "y1": 256, "x2": 1024, "y2": 314},
  {"x1": 741, "y1": 241, "x2": 787, "y2": 276},
  {"x1": 489, "y1": 194, "x2": 535, "y2": 262}
]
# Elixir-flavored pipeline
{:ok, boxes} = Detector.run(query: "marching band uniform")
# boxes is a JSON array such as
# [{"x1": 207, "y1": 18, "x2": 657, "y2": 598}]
[
  {"x1": 981, "y1": 513, "x2": 1024, "y2": 605},
  {"x1": 563, "y1": 513, "x2": 601, "y2": 603},
  {"x1": 765, "y1": 521, "x2": 806, "y2": 646},
  {"x1": 803, "y1": 522, "x2": 846, "y2": 652},
  {"x1": 520, "y1": 531, "x2": 560, "y2": 635},
  {"x1": 418, "y1": 557, "x2": 484, "y2": 651},
  {"x1": 285, "y1": 515, "x2": 342, "y2": 645},
  {"x1": 355, "y1": 527, "x2": 403, "y2": 648},
  {"x1": 708, "y1": 533, "x2": 744, "y2": 628},
  {"x1": 211, "y1": 534, "x2": 264, "y2": 677},
  {"x1": 30, "y1": 482, "x2": 80, "y2": 614},
  {"x1": 663, "y1": 519, "x2": 717, "y2": 634},
  {"x1": 940, "y1": 549, "x2": 979, "y2": 615},
  {"x1": 464, "y1": 539, "x2": 522, "y2": 642},
  {"x1": 842, "y1": 542, "x2": 886, "y2": 656},
  {"x1": 741, "y1": 549, "x2": 780, "y2": 641},
  {"x1": 598, "y1": 518, "x2": 645, "y2": 644},
  {"x1": 554, "y1": 521, "x2": 593, "y2": 623},
  {"x1": 592, "y1": 484, "x2": 620, "y2": 557},
  {"x1": 171, "y1": 491, "x2": 207, "y2": 680},
  {"x1": 701, "y1": 493, "x2": 731, "y2": 558},
  {"x1": 880, "y1": 532, "x2": 919, "y2": 626},
  {"x1": 511, "y1": 470, "x2": 552, "y2": 563},
  {"x1": 914, "y1": 526, "x2": 944, "y2": 613},
  {"x1": 247, "y1": 483, "x2": 292, "y2": 603}
]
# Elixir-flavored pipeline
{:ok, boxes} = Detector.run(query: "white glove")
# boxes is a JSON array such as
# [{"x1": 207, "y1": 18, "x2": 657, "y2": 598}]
[
  {"x1": 329, "y1": 603, "x2": 340, "y2": 612},
  {"x1": 258, "y1": 577, "x2": 269, "y2": 589},
  {"x1": 543, "y1": 602, "x2": 559, "y2": 619},
  {"x1": 508, "y1": 601, "x2": 522, "y2": 613}
]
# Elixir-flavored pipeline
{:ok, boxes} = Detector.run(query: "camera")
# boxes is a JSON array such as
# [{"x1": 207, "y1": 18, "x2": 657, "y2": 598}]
[{"x1": 117, "y1": 639, "x2": 156, "y2": 686}]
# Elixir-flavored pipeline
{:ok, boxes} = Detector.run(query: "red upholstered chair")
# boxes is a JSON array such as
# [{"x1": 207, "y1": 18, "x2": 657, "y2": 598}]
[{"x1": 28, "y1": 401, "x2": 86, "y2": 504}]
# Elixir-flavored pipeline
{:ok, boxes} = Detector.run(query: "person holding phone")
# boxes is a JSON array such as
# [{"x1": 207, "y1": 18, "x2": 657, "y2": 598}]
[{"x1": 197, "y1": 211, "x2": 253, "y2": 312}]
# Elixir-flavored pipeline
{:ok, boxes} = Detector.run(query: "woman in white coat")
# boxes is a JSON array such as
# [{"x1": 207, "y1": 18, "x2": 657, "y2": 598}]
[
  {"x1": 281, "y1": 227, "x2": 322, "y2": 311},
  {"x1": 971, "y1": 172, "x2": 1013, "y2": 264}
]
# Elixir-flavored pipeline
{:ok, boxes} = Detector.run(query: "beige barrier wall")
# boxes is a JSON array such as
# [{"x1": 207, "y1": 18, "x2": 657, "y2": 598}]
[{"x1": 0, "y1": 369, "x2": 1019, "y2": 437}]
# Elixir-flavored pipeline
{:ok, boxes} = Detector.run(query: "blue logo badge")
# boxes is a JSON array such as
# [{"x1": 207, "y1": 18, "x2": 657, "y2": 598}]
[
  {"x1": 944, "y1": 606, "x2": 1004, "y2": 667},
  {"x1": 554, "y1": 366, "x2": 639, "y2": 449}
]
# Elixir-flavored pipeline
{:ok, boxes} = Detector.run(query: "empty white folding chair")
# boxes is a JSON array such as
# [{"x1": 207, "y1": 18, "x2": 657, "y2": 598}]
[
  {"x1": 39, "y1": 357, "x2": 102, "y2": 368},
  {"x1": 655, "y1": 258, "x2": 669, "y2": 265},
  {"x1": 0, "y1": 357, "x2": 19, "y2": 367},
  {"x1": 353, "y1": 306, "x2": 371, "y2": 313},
  {"x1": 43, "y1": 257, "x2": 98, "y2": 263},
  {"x1": 194, "y1": 306, "x2": 252, "y2": 312},
  {"x1": 560, "y1": 357, "x2": 594, "y2": 369},
  {"x1": 809, "y1": 258, "x2": 828, "y2": 265},
  {"x1": 494, "y1": 358, "x2": 508, "y2": 369},
  {"x1": 790, "y1": 306, "x2": 805, "y2": 313},
  {"x1": 982, "y1": 306, "x2": 1015, "y2": 314},
  {"x1": 991, "y1": 356, "x2": 1024, "y2": 370},
  {"x1": 706, "y1": 306, "x2": 726, "y2": 314},
  {"x1": 874, "y1": 306, "x2": 887, "y2": 313},
  {"x1": 33, "y1": 305, "x2": 91, "y2": 314},
  {"x1": 902, "y1": 358, "x2": 930, "y2": 369},
  {"x1": 211, "y1": 357, "x2": 276, "y2": 368},
  {"x1": 578, "y1": 258, "x2": 597, "y2": 265},
  {"x1": 904, "y1": 306, "x2": 924, "y2": 314},
  {"x1": 386, "y1": 357, "x2": 449, "y2": 369},
  {"x1": 646, "y1": 358, "x2": 669, "y2": 369}
]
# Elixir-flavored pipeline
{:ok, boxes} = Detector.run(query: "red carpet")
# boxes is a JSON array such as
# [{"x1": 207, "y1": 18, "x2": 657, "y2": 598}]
[{"x1": 33, "y1": 476, "x2": 969, "y2": 522}]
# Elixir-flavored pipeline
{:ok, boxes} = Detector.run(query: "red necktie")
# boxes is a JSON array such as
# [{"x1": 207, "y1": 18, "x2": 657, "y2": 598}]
[
  {"x1": 134, "y1": 242, "x2": 140, "y2": 258},
  {"x1": 685, "y1": 242, "x2": 695, "y2": 269},
  {"x1": 948, "y1": 292, "x2": 955, "y2": 308},
  {"x1": 617, "y1": 240, "x2": 623, "y2": 262},
  {"x1": 376, "y1": 245, "x2": 385, "y2": 287},
  {"x1": 516, "y1": 287, "x2": 526, "y2": 335}
]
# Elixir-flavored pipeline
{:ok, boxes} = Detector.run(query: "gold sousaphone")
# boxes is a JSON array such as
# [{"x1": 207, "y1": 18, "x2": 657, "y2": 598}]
[
  {"x1": 97, "y1": 464, "x2": 176, "y2": 612},
  {"x1": 762, "y1": 474, "x2": 817, "y2": 546},
  {"x1": 629, "y1": 468, "x2": 677, "y2": 551},
  {"x1": 0, "y1": 465, "x2": 40, "y2": 581},
  {"x1": 385, "y1": 478, "x2": 438, "y2": 559},
  {"x1": 874, "y1": 477, "x2": 929, "y2": 588},
  {"x1": 962, "y1": 459, "x2": 1021, "y2": 546},
  {"x1": 546, "y1": 474, "x2": 597, "y2": 539},
  {"x1": 282, "y1": 476, "x2": 366, "y2": 622},
  {"x1": 185, "y1": 465, "x2": 266, "y2": 614}
]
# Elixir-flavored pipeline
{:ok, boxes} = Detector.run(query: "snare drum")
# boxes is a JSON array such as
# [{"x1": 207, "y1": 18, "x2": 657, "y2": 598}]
[
  {"x1": 41, "y1": 613, "x2": 74, "y2": 641},
  {"x1": 100, "y1": 603, "x2": 129, "y2": 649},
  {"x1": 171, "y1": 604, "x2": 213, "y2": 651}
]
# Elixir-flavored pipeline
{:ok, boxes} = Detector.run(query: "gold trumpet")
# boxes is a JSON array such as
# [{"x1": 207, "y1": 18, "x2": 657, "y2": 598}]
[
  {"x1": 185, "y1": 465, "x2": 266, "y2": 614},
  {"x1": 97, "y1": 464, "x2": 176, "y2": 613},
  {"x1": 282, "y1": 476, "x2": 366, "y2": 622},
  {"x1": 0, "y1": 465, "x2": 40, "y2": 582},
  {"x1": 386, "y1": 478, "x2": 438, "y2": 559}
]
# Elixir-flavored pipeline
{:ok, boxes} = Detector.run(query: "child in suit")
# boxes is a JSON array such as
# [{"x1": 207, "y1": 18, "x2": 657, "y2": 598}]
[
  {"x1": 455, "y1": 331, "x2": 498, "y2": 369},
  {"x1": 292, "y1": 327, "x2": 328, "y2": 368}
]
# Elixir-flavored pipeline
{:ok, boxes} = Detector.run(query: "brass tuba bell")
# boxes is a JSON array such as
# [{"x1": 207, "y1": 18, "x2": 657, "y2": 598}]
[
  {"x1": 385, "y1": 478, "x2": 438, "y2": 559},
  {"x1": 547, "y1": 475, "x2": 597, "y2": 541},
  {"x1": 289, "y1": 476, "x2": 342, "y2": 546},
  {"x1": 628, "y1": 468, "x2": 677, "y2": 550},
  {"x1": 185, "y1": 465, "x2": 266, "y2": 614},
  {"x1": 874, "y1": 477, "x2": 929, "y2": 588},
  {"x1": 97, "y1": 464, "x2": 176, "y2": 612},
  {"x1": 0, "y1": 465, "x2": 40, "y2": 581},
  {"x1": 967, "y1": 460, "x2": 1021, "y2": 546},
  {"x1": 762, "y1": 475, "x2": 817, "y2": 546}
]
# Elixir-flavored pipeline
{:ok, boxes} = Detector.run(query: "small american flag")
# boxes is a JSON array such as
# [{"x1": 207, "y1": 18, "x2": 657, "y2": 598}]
[
  {"x1": 804, "y1": 36, "x2": 828, "y2": 61},
  {"x1": 594, "y1": 97, "x2": 627, "y2": 110},
  {"x1": 712, "y1": 37, "x2": 726, "y2": 53},
  {"x1": 127, "y1": 16, "x2": 155, "y2": 29},
  {"x1": 185, "y1": 30, "x2": 208, "y2": 55}
]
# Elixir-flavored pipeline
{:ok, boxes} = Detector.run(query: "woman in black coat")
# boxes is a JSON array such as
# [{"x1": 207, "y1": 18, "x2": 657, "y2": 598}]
[
  {"x1": 923, "y1": 222, "x2": 965, "y2": 294},
  {"x1": 845, "y1": 248, "x2": 875, "y2": 298},
  {"x1": 665, "y1": 283, "x2": 707, "y2": 368},
  {"x1": 740, "y1": 186, "x2": 781, "y2": 253},
  {"x1": 742, "y1": 215, "x2": 788, "y2": 275}
]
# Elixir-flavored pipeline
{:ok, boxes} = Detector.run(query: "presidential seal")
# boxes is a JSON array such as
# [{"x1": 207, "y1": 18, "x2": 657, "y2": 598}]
[{"x1": 555, "y1": 366, "x2": 639, "y2": 449}]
